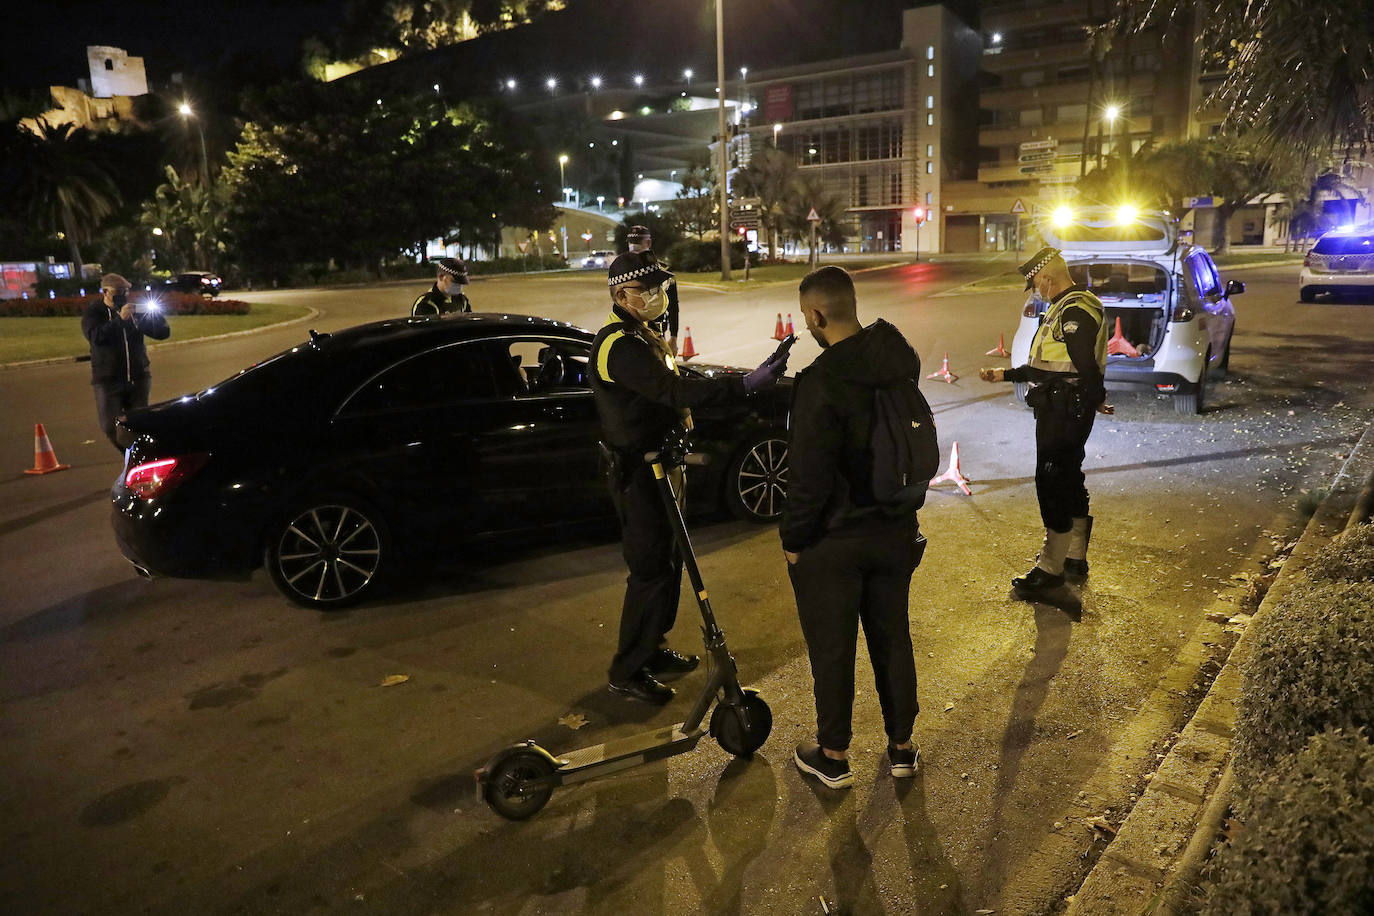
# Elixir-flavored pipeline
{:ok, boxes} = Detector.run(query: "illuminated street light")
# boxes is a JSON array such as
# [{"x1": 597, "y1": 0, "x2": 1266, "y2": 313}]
[
  {"x1": 558, "y1": 153, "x2": 568, "y2": 194},
  {"x1": 177, "y1": 101, "x2": 210, "y2": 186},
  {"x1": 773, "y1": 122, "x2": 782, "y2": 147},
  {"x1": 683, "y1": 68, "x2": 693, "y2": 81},
  {"x1": 152, "y1": 227, "x2": 164, "y2": 236},
  {"x1": 505, "y1": 78, "x2": 517, "y2": 90},
  {"x1": 546, "y1": 77, "x2": 558, "y2": 91},
  {"x1": 740, "y1": 66, "x2": 748, "y2": 78},
  {"x1": 596, "y1": 195, "x2": 605, "y2": 211},
  {"x1": 433, "y1": 83, "x2": 440, "y2": 92},
  {"x1": 991, "y1": 32, "x2": 1002, "y2": 44},
  {"x1": 633, "y1": 73, "x2": 644, "y2": 87},
  {"x1": 590, "y1": 75, "x2": 602, "y2": 90},
  {"x1": 1104, "y1": 104, "x2": 1121, "y2": 123}
]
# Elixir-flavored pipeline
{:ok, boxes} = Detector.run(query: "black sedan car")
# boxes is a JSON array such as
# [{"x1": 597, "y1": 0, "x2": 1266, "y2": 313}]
[
  {"x1": 162, "y1": 271, "x2": 222, "y2": 297},
  {"x1": 112, "y1": 314, "x2": 792, "y2": 608}
]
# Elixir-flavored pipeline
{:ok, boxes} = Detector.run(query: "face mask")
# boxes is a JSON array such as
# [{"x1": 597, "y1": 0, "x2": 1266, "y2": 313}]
[
  {"x1": 111, "y1": 291, "x2": 128, "y2": 308},
  {"x1": 628, "y1": 287, "x2": 665, "y2": 322}
]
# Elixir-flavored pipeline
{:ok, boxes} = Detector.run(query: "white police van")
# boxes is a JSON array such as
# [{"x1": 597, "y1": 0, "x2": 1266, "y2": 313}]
[{"x1": 1010, "y1": 206, "x2": 1243, "y2": 415}]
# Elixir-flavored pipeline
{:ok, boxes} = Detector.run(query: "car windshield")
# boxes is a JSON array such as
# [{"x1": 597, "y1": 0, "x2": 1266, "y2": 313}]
[
  {"x1": 1067, "y1": 261, "x2": 1168, "y2": 302},
  {"x1": 1312, "y1": 234, "x2": 1374, "y2": 255}
]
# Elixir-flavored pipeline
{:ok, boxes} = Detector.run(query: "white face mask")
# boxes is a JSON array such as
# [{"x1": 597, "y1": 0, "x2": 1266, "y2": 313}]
[{"x1": 625, "y1": 286, "x2": 665, "y2": 321}]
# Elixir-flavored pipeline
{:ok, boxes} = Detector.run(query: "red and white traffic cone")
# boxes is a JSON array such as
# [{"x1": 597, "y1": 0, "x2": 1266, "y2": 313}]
[
  {"x1": 679, "y1": 327, "x2": 697, "y2": 360},
  {"x1": 985, "y1": 333, "x2": 1010, "y2": 357},
  {"x1": 772, "y1": 313, "x2": 785, "y2": 340},
  {"x1": 1106, "y1": 316, "x2": 1139, "y2": 357},
  {"x1": 24, "y1": 423, "x2": 71, "y2": 475},
  {"x1": 930, "y1": 441, "x2": 971, "y2": 495},
  {"x1": 785, "y1": 313, "x2": 795, "y2": 337},
  {"x1": 926, "y1": 352, "x2": 958, "y2": 383}
]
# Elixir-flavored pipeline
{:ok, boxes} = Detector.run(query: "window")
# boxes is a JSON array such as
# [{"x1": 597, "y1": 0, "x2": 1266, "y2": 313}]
[
  {"x1": 1056, "y1": 103, "x2": 1087, "y2": 123},
  {"x1": 927, "y1": 64, "x2": 934, "y2": 78},
  {"x1": 926, "y1": 161, "x2": 933, "y2": 174},
  {"x1": 927, "y1": 46, "x2": 934, "y2": 60},
  {"x1": 503, "y1": 338, "x2": 592, "y2": 393},
  {"x1": 104, "y1": 58, "x2": 114, "y2": 71},
  {"x1": 927, "y1": 113, "x2": 934, "y2": 126},
  {"x1": 926, "y1": 143, "x2": 933, "y2": 157},
  {"x1": 926, "y1": 95, "x2": 934, "y2": 109},
  {"x1": 1019, "y1": 70, "x2": 1045, "y2": 88},
  {"x1": 1019, "y1": 108, "x2": 1043, "y2": 126},
  {"x1": 343, "y1": 343, "x2": 501, "y2": 413},
  {"x1": 925, "y1": 191, "x2": 932, "y2": 205}
]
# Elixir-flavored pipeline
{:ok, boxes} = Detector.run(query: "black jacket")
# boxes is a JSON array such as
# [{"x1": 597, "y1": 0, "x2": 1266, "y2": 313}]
[
  {"x1": 780, "y1": 319, "x2": 922, "y2": 552},
  {"x1": 81, "y1": 299, "x2": 171, "y2": 385},
  {"x1": 589, "y1": 305, "x2": 744, "y2": 456},
  {"x1": 411, "y1": 285, "x2": 471, "y2": 316}
]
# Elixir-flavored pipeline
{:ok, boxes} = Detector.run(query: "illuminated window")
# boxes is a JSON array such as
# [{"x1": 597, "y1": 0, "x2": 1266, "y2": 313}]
[
  {"x1": 927, "y1": 113, "x2": 934, "y2": 126},
  {"x1": 926, "y1": 46, "x2": 934, "y2": 60},
  {"x1": 927, "y1": 64, "x2": 934, "y2": 78},
  {"x1": 926, "y1": 95, "x2": 934, "y2": 109},
  {"x1": 926, "y1": 143, "x2": 933, "y2": 156},
  {"x1": 926, "y1": 161, "x2": 933, "y2": 174},
  {"x1": 925, "y1": 191, "x2": 933, "y2": 205}
]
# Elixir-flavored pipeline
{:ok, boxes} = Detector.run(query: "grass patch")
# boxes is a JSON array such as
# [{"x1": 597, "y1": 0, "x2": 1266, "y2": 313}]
[
  {"x1": 674, "y1": 260, "x2": 902, "y2": 289},
  {"x1": 0, "y1": 302, "x2": 311, "y2": 365},
  {"x1": 1209, "y1": 251, "x2": 1305, "y2": 268}
]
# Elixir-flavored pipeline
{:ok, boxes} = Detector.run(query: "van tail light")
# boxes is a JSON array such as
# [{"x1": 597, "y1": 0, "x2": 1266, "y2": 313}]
[
  {"x1": 125, "y1": 453, "x2": 208, "y2": 500},
  {"x1": 1156, "y1": 383, "x2": 1178, "y2": 392},
  {"x1": 1170, "y1": 302, "x2": 1195, "y2": 322}
]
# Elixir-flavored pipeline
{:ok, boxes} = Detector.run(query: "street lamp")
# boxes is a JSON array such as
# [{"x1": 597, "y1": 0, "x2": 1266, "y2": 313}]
[
  {"x1": 633, "y1": 73, "x2": 644, "y2": 87},
  {"x1": 773, "y1": 122, "x2": 782, "y2": 147},
  {"x1": 684, "y1": 68, "x2": 694, "y2": 83},
  {"x1": 546, "y1": 77, "x2": 558, "y2": 91},
  {"x1": 177, "y1": 101, "x2": 210, "y2": 186},
  {"x1": 712, "y1": 0, "x2": 731, "y2": 280},
  {"x1": 590, "y1": 75, "x2": 602, "y2": 90},
  {"x1": 505, "y1": 78, "x2": 517, "y2": 90},
  {"x1": 597, "y1": 195, "x2": 605, "y2": 211},
  {"x1": 1098, "y1": 103, "x2": 1121, "y2": 169}
]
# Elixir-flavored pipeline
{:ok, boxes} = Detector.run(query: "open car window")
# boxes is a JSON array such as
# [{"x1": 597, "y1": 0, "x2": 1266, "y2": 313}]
[{"x1": 501, "y1": 338, "x2": 593, "y2": 395}]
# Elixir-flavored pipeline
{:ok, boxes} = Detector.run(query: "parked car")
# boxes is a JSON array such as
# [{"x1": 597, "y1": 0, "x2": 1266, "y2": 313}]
[
  {"x1": 162, "y1": 271, "x2": 222, "y2": 297},
  {"x1": 111, "y1": 315, "x2": 792, "y2": 608},
  {"x1": 581, "y1": 250, "x2": 615, "y2": 269},
  {"x1": 1010, "y1": 207, "x2": 1243, "y2": 414},
  {"x1": 1299, "y1": 225, "x2": 1374, "y2": 301}
]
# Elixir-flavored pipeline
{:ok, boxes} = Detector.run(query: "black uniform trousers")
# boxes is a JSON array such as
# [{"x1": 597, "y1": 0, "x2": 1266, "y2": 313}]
[
  {"x1": 1033, "y1": 404, "x2": 1096, "y2": 533},
  {"x1": 788, "y1": 525, "x2": 922, "y2": 752},
  {"x1": 608, "y1": 462, "x2": 683, "y2": 683},
  {"x1": 94, "y1": 377, "x2": 151, "y2": 453}
]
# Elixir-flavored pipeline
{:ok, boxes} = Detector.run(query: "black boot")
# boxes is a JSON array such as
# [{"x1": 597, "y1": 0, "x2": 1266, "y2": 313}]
[{"x1": 1012, "y1": 565, "x2": 1066, "y2": 597}]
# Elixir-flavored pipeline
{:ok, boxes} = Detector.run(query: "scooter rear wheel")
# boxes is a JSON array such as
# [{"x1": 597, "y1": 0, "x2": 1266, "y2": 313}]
[
  {"x1": 711, "y1": 689, "x2": 773, "y2": 757},
  {"x1": 483, "y1": 750, "x2": 555, "y2": 820}
]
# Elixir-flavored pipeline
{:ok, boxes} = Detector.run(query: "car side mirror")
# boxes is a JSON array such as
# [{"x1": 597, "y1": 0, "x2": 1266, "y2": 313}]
[{"x1": 1226, "y1": 279, "x2": 1246, "y2": 296}]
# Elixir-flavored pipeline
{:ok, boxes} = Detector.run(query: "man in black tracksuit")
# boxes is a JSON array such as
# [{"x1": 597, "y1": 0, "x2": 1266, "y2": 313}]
[
  {"x1": 980, "y1": 246, "x2": 1113, "y2": 598},
  {"x1": 590, "y1": 250, "x2": 788, "y2": 704},
  {"x1": 81, "y1": 272, "x2": 171, "y2": 453},
  {"x1": 411, "y1": 257, "x2": 472, "y2": 316},
  {"x1": 783, "y1": 266, "x2": 925, "y2": 789}
]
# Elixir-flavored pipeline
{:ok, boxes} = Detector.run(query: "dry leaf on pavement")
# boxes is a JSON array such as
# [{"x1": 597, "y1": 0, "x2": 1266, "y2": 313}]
[
  {"x1": 378, "y1": 674, "x2": 410, "y2": 687},
  {"x1": 558, "y1": 713, "x2": 588, "y2": 730}
]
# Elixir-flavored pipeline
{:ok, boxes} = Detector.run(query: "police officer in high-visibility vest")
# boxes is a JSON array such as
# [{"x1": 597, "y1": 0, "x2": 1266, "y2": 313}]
[
  {"x1": 980, "y1": 246, "x2": 1114, "y2": 599},
  {"x1": 411, "y1": 257, "x2": 472, "y2": 316},
  {"x1": 591, "y1": 250, "x2": 789, "y2": 704}
]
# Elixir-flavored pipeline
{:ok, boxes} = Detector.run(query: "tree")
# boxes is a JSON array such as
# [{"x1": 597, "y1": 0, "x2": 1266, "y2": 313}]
[
  {"x1": 140, "y1": 165, "x2": 225, "y2": 271},
  {"x1": 733, "y1": 146, "x2": 797, "y2": 259},
  {"x1": 221, "y1": 84, "x2": 554, "y2": 278},
  {"x1": 779, "y1": 173, "x2": 849, "y2": 254},
  {"x1": 5, "y1": 121, "x2": 122, "y2": 277},
  {"x1": 666, "y1": 155, "x2": 717, "y2": 239}
]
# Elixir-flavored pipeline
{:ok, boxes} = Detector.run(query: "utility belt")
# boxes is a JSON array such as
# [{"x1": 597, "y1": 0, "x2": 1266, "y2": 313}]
[{"x1": 1025, "y1": 376, "x2": 1095, "y2": 421}]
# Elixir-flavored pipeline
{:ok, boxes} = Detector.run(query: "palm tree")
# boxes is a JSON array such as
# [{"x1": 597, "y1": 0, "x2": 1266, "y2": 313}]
[
  {"x1": 780, "y1": 174, "x2": 849, "y2": 261},
  {"x1": 10, "y1": 121, "x2": 121, "y2": 277},
  {"x1": 140, "y1": 165, "x2": 223, "y2": 271},
  {"x1": 733, "y1": 146, "x2": 797, "y2": 259}
]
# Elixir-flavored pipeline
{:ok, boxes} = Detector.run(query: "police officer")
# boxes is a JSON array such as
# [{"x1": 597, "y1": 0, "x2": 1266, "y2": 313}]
[
  {"x1": 625, "y1": 225, "x2": 680, "y2": 355},
  {"x1": 591, "y1": 250, "x2": 788, "y2": 703},
  {"x1": 979, "y1": 246, "x2": 1113, "y2": 598},
  {"x1": 411, "y1": 257, "x2": 472, "y2": 316}
]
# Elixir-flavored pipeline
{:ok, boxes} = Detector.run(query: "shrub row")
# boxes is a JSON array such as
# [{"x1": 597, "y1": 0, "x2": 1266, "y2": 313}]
[
  {"x1": 0, "y1": 292, "x2": 251, "y2": 317},
  {"x1": 665, "y1": 239, "x2": 749, "y2": 273},
  {"x1": 1205, "y1": 523, "x2": 1374, "y2": 911}
]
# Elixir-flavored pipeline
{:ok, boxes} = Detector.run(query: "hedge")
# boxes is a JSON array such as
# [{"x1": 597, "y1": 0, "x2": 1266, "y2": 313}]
[
  {"x1": 1305, "y1": 521, "x2": 1374, "y2": 585},
  {"x1": 665, "y1": 239, "x2": 748, "y2": 273},
  {"x1": 1233, "y1": 579, "x2": 1374, "y2": 785},
  {"x1": 0, "y1": 292, "x2": 250, "y2": 318},
  {"x1": 1205, "y1": 728, "x2": 1374, "y2": 915}
]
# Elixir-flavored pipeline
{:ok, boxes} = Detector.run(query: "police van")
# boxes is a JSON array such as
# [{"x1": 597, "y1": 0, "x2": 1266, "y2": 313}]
[{"x1": 1010, "y1": 206, "x2": 1243, "y2": 415}]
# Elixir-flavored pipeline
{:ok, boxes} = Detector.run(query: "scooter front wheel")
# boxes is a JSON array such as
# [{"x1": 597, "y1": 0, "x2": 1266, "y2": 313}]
[
  {"x1": 711, "y1": 689, "x2": 773, "y2": 757},
  {"x1": 483, "y1": 750, "x2": 556, "y2": 820}
]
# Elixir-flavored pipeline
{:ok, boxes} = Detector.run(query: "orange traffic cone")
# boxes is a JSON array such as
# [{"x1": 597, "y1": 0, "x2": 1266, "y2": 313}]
[
  {"x1": 930, "y1": 441, "x2": 971, "y2": 495},
  {"x1": 1106, "y1": 316, "x2": 1139, "y2": 357},
  {"x1": 24, "y1": 423, "x2": 71, "y2": 475},
  {"x1": 925, "y1": 352, "x2": 958, "y2": 383},
  {"x1": 772, "y1": 313, "x2": 785, "y2": 340},
  {"x1": 679, "y1": 327, "x2": 697, "y2": 360},
  {"x1": 785, "y1": 313, "x2": 795, "y2": 336},
  {"x1": 985, "y1": 333, "x2": 1010, "y2": 357}
]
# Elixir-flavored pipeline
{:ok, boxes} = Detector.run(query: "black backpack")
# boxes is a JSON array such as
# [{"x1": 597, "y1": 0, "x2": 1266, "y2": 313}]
[{"x1": 870, "y1": 376, "x2": 940, "y2": 508}]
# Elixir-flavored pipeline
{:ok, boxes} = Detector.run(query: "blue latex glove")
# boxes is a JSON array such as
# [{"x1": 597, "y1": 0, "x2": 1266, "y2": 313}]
[{"x1": 743, "y1": 349, "x2": 789, "y2": 393}]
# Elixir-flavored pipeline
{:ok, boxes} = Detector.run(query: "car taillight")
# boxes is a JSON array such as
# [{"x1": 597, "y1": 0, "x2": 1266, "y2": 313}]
[
  {"x1": 125, "y1": 453, "x2": 208, "y2": 500},
  {"x1": 1170, "y1": 302, "x2": 1194, "y2": 322},
  {"x1": 1156, "y1": 383, "x2": 1178, "y2": 392}
]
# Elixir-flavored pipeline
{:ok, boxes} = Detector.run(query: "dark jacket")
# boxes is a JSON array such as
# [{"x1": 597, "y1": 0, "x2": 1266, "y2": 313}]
[
  {"x1": 411, "y1": 285, "x2": 471, "y2": 317},
  {"x1": 81, "y1": 299, "x2": 171, "y2": 385},
  {"x1": 780, "y1": 319, "x2": 922, "y2": 552},
  {"x1": 589, "y1": 305, "x2": 744, "y2": 456}
]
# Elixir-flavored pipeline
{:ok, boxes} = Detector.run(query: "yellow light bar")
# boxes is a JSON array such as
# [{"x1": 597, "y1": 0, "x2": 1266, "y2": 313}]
[
  {"x1": 1116, "y1": 204, "x2": 1138, "y2": 225},
  {"x1": 1051, "y1": 206, "x2": 1074, "y2": 228}
]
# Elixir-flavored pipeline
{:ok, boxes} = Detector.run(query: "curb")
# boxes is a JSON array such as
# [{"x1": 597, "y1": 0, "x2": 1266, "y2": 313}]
[
  {"x1": 1064, "y1": 420, "x2": 1374, "y2": 914},
  {"x1": 0, "y1": 306, "x2": 320, "y2": 372}
]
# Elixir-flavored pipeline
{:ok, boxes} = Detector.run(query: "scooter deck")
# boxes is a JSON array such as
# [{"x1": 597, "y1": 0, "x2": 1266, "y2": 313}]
[{"x1": 556, "y1": 723, "x2": 707, "y2": 786}]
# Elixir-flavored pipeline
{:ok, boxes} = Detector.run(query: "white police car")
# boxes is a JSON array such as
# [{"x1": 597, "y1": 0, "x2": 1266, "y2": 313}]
[
  {"x1": 1010, "y1": 206, "x2": 1243, "y2": 415},
  {"x1": 1299, "y1": 224, "x2": 1374, "y2": 301}
]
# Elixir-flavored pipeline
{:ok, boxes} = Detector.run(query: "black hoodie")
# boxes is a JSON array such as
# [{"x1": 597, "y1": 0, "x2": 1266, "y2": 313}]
[{"x1": 780, "y1": 318, "x2": 923, "y2": 553}]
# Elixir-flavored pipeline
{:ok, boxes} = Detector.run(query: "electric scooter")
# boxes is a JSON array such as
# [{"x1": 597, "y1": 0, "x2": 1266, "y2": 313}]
[{"x1": 476, "y1": 428, "x2": 774, "y2": 820}]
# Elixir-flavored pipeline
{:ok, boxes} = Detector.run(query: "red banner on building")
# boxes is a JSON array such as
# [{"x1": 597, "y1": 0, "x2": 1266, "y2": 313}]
[{"x1": 763, "y1": 85, "x2": 793, "y2": 122}]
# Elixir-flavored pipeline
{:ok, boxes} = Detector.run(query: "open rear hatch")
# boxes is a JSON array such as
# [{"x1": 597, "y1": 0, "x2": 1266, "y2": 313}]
[{"x1": 1065, "y1": 259, "x2": 1171, "y2": 360}]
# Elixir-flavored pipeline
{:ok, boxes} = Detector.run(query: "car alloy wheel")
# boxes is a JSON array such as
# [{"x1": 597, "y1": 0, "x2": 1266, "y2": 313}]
[
  {"x1": 727, "y1": 434, "x2": 789, "y2": 522},
  {"x1": 268, "y1": 501, "x2": 386, "y2": 608}
]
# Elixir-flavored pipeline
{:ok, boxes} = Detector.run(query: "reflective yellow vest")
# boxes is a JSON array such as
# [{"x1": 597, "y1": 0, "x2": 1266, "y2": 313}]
[{"x1": 1028, "y1": 289, "x2": 1109, "y2": 375}]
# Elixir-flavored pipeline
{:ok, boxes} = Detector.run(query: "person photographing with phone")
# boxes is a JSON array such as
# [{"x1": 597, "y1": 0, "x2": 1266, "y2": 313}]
[
  {"x1": 82, "y1": 272, "x2": 171, "y2": 453},
  {"x1": 590, "y1": 250, "x2": 791, "y2": 704},
  {"x1": 979, "y1": 246, "x2": 1113, "y2": 599}
]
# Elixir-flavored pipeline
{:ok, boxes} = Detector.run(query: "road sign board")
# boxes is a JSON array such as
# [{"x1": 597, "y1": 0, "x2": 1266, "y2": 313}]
[
  {"x1": 1186, "y1": 195, "x2": 1215, "y2": 208},
  {"x1": 1019, "y1": 163, "x2": 1055, "y2": 175},
  {"x1": 1038, "y1": 173, "x2": 1079, "y2": 185},
  {"x1": 1018, "y1": 151, "x2": 1056, "y2": 163},
  {"x1": 1010, "y1": 198, "x2": 1027, "y2": 214},
  {"x1": 806, "y1": 207, "x2": 821, "y2": 223},
  {"x1": 517, "y1": 240, "x2": 529, "y2": 253},
  {"x1": 1019, "y1": 139, "x2": 1058, "y2": 151}
]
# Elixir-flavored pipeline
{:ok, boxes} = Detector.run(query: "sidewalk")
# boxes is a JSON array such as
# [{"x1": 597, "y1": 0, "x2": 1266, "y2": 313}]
[{"x1": 1064, "y1": 418, "x2": 1374, "y2": 913}]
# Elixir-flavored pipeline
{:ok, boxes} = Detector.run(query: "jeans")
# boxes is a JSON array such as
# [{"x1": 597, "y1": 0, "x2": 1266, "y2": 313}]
[{"x1": 93, "y1": 377, "x2": 151, "y2": 453}]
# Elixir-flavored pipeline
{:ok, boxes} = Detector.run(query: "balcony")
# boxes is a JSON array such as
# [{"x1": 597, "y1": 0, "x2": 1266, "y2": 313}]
[
  {"x1": 978, "y1": 120, "x2": 1089, "y2": 146},
  {"x1": 981, "y1": 79, "x2": 1093, "y2": 108},
  {"x1": 983, "y1": 1, "x2": 1088, "y2": 32}
]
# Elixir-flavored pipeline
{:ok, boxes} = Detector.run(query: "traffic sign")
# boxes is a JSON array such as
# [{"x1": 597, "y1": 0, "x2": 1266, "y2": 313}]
[
  {"x1": 1039, "y1": 173, "x2": 1079, "y2": 185},
  {"x1": 1018, "y1": 150, "x2": 1056, "y2": 163},
  {"x1": 517, "y1": 240, "x2": 529, "y2": 253},
  {"x1": 1019, "y1": 139, "x2": 1058, "y2": 151},
  {"x1": 1187, "y1": 196, "x2": 1216, "y2": 208},
  {"x1": 1019, "y1": 163, "x2": 1054, "y2": 175},
  {"x1": 1010, "y1": 198, "x2": 1027, "y2": 214},
  {"x1": 806, "y1": 207, "x2": 821, "y2": 223}
]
